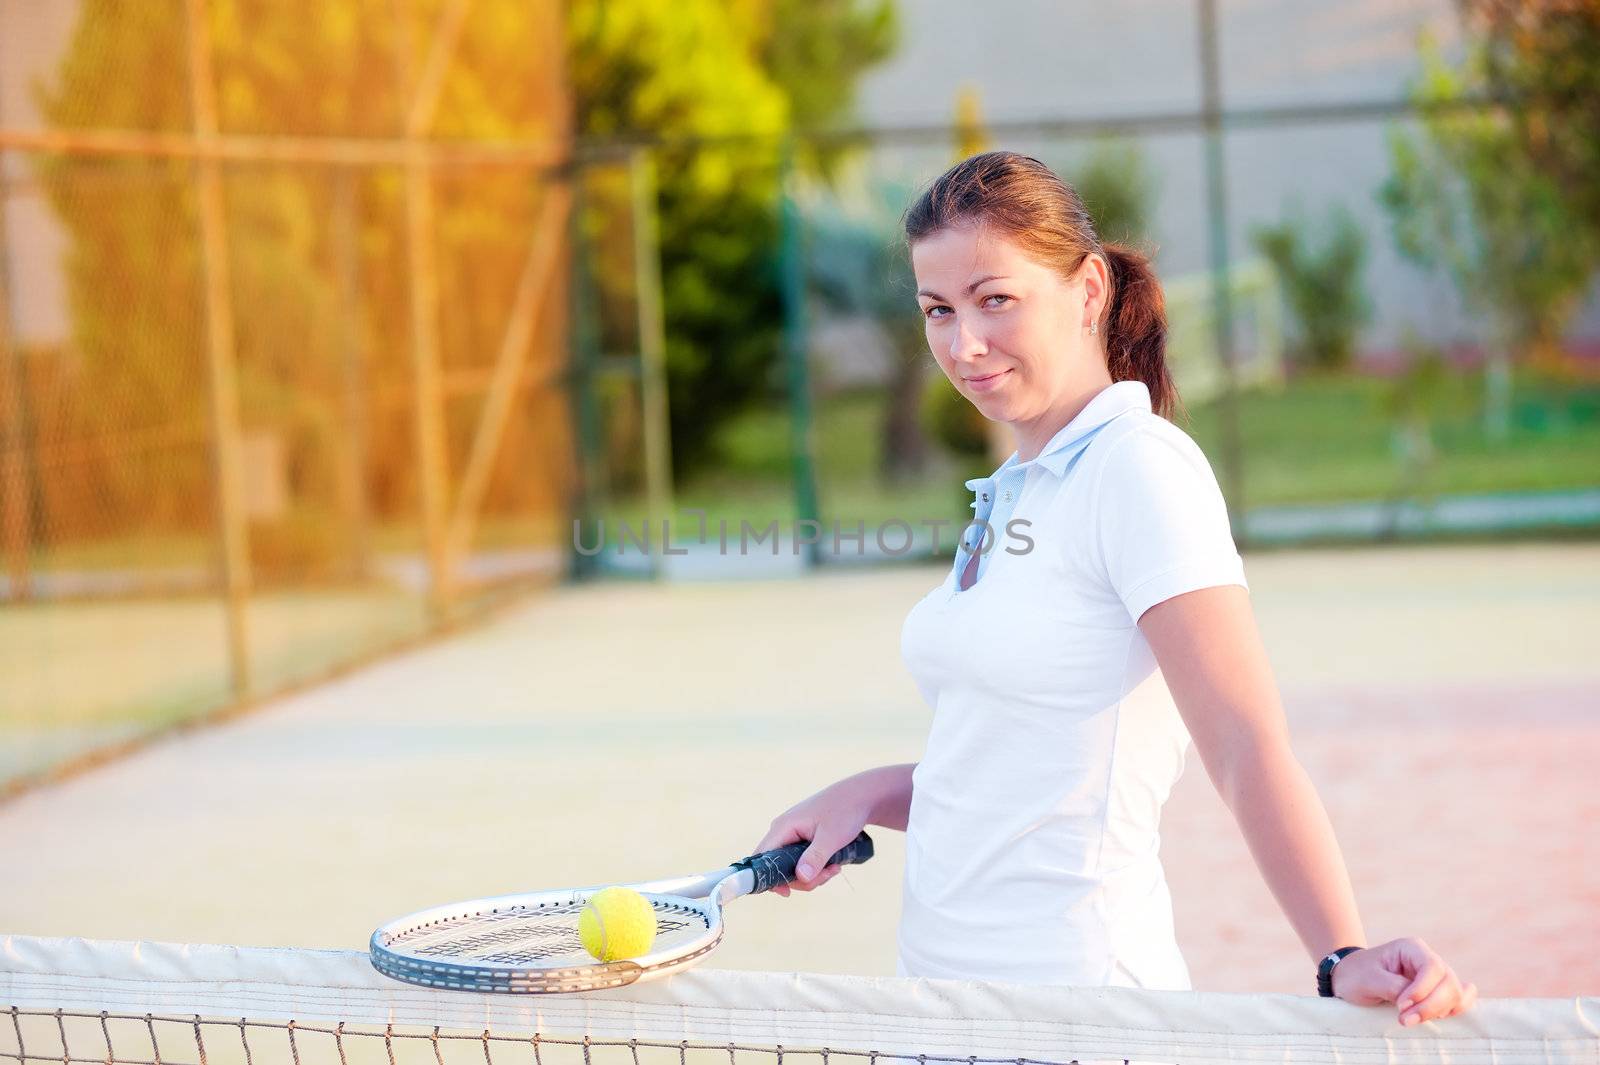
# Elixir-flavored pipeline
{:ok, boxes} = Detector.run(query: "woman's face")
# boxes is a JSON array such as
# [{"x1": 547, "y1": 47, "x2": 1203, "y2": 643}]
[{"x1": 912, "y1": 222, "x2": 1106, "y2": 430}]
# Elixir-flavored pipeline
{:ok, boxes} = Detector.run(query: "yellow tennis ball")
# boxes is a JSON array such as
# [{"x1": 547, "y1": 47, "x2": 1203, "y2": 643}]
[{"x1": 578, "y1": 886, "x2": 658, "y2": 962}]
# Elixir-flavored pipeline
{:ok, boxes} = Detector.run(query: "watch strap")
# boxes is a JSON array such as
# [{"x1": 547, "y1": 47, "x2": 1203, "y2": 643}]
[{"x1": 1317, "y1": 946, "x2": 1362, "y2": 997}]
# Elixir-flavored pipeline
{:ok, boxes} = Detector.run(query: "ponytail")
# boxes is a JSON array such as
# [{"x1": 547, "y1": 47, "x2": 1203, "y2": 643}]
[
  {"x1": 1101, "y1": 242, "x2": 1181, "y2": 421},
  {"x1": 905, "y1": 152, "x2": 1185, "y2": 421}
]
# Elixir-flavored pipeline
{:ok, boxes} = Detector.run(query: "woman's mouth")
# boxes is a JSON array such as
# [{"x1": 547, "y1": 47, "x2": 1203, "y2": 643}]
[{"x1": 965, "y1": 369, "x2": 1011, "y2": 393}]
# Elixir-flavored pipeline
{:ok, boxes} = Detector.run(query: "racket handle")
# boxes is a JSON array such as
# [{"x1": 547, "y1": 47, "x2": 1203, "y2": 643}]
[{"x1": 734, "y1": 831, "x2": 875, "y2": 894}]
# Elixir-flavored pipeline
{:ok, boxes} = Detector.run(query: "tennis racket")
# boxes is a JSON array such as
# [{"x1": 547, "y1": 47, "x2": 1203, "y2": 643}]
[{"x1": 369, "y1": 831, "x2": 875, "y2": 994}]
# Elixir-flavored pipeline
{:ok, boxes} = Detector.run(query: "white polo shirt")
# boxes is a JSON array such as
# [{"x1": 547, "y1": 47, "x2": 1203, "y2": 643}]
[{"x1": 896, "y1": 380, "x2": 1247, "y2": 990}]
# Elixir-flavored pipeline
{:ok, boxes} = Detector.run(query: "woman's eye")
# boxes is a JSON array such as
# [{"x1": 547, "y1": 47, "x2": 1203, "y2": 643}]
[{"x1": 922, "y1": 296, "x2": 1006, "y2": 319}]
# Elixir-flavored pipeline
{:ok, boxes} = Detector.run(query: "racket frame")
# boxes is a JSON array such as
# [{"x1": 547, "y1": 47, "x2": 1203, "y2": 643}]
[
  {"x1": 370, "y1": 832, "x2": 873, "y2": 994},
  {"x1": 369, "y1": 866, "x2": 754, "y2": 993}
]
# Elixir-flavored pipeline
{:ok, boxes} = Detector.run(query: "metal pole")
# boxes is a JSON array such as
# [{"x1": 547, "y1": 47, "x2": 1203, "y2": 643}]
[
  {"x1": 1197, "y1": 0, "x2": 1247, "y2": 537},
  {"x1": 0, "y1": 92, "x2": 1508, "y2": 168},
  {"x1": 630, "y1": 149, "x2": 673, "y2": 577},
  {"x1": 403, "y1": 153, "x2": 452, "y2": 616},
  {"x1": 778, "y1": 138, "x2": 821, "y2": 568},
  {"x1": 0, "y1": 142, "x2": 33, "y2": 603},
  {"x1": 953, "y1": 86, "x2": 1011, "y2": 470},
  {"x1": 183, "y1": 0, "x2": 253, "y2": 697},
  {"x1": 332, "y1": 171, "x2": 372, "y2": 581},
  {"x1": 565, "y1": 168, "x2": 605, "y2": 581},
  {"x1": 395, "y1": 0, "x2": 471, "y2": 620}
]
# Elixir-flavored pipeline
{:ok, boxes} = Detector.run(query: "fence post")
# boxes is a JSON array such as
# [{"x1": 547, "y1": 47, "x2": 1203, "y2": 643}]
[
  {"x1": 630, "y1": 149, "x2": 673, "y2": 576},
  {"x1": 396, "y1": 0, "x2": 472, "y2": 621},
  {"x1": 183, "y1": 0, "x2": 253, "y2": 698},
  {"x1": 401, "y1": 154, "x2": 453, "y2": 618},
  {"x1": 0, "y1": 145, "x2": 33, "y2": 603},
  {"x1": 779, "y1": 138, "x2": 821, "y2": 568},
  {"x1": 1197, "y1": 0, "x2": 1248, "y2": 542},
  {"x1": 332, "y1": 171, "x2": 372, "y2": 581},
  {"x1": 566, "y1": 166, "x2": 605, "y2": 580}
]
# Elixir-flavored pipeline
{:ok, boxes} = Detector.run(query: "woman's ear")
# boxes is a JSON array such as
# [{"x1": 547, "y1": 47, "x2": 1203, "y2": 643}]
[{"x1": 1081, "y1": 254, "x2": 1110, "y2": 328}]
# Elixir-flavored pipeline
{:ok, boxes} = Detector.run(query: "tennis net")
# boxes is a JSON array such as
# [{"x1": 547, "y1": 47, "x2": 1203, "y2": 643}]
[{"x1": 3, "y1": 936, "x2": 1596, "y2": 1065}]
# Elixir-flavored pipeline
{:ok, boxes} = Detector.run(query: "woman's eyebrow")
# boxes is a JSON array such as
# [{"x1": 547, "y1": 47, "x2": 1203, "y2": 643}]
[{"x1": 917, "y1": 274, "x2": 1011, "y2": 299}]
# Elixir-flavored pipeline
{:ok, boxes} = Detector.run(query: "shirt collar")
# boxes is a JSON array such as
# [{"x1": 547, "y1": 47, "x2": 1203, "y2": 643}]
[{"x1": 996, "y1": 380, "x2": 1151, "y2": 479}]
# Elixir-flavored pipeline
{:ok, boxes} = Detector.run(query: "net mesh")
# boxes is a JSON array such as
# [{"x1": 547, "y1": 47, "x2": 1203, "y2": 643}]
[{"x1": 3, "y1": 937, "x2": 1596, "y2": 1065}]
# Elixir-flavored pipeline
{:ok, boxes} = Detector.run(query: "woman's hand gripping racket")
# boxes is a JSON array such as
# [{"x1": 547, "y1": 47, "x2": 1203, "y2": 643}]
[{"x1": 369, "y1": 832, "x2": 874, "y2": 994}]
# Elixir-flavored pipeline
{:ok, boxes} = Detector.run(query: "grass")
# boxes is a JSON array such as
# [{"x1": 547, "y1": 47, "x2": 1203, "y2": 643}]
[
  {"x1": 52, "y1": 370, "x2": 1589, "y2": 570},
  {"x1": 586, "y1": 391, "x2": 977, "y2": 550},
  {"x1": 1184, "y1": 372, "x2": 1600, "y2": 506},
  {"x1": 630, "y1": 370, "x2": 1600, "y2": 529}
]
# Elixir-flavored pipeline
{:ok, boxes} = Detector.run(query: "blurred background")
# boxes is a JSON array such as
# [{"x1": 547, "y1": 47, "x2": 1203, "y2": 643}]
[{"x1": 0, "y1": 0, "x2": 1596, "y2": 995}]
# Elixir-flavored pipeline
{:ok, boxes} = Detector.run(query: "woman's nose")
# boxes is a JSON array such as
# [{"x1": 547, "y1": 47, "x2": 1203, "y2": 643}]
[{"x1": 948, "y1": 316, "x2": 985, "y2": 361}]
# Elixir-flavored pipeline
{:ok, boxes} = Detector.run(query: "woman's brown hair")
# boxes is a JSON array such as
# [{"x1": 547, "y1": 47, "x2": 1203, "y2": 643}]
[{"x1": 903, "y1": 150, "x2": 1180, "y2": 420}]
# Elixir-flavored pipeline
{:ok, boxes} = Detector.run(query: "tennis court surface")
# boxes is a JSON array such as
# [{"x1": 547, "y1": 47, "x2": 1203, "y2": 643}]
[{"x1": 3, "y1": 544, "x2": 1597, "y2": 1061}]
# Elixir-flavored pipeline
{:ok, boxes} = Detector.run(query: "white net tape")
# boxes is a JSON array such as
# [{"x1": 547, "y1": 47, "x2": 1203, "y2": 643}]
[{"x1": 3, "y1": 936, "x2": 1597, "y2": 1065}]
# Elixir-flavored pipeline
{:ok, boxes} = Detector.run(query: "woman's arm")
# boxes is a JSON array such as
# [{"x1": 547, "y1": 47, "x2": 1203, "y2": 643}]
[
  {"x1": 864, "y1": 762, "x2": 918, "y2": 831},
  {"x1": 1138, "y1": 584, "x2": 1365, "y2": 960},
  {"x1": 752, "y1": 762, "x2": 917, "y2": 896},
  {"x1": 1139, "y1": 584, "x2": 1476, "y2": 1025}
]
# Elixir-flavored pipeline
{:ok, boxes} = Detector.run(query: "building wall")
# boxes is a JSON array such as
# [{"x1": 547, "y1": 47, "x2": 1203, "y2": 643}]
[{"x1": 850, "y1": 0, "x2": 1600, "y2": 360}]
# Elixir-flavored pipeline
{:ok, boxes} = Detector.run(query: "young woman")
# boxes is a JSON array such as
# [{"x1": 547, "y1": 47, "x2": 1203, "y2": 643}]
[{"x1": 753, "y1": 151, "x2": 1476, "y2": 1027}]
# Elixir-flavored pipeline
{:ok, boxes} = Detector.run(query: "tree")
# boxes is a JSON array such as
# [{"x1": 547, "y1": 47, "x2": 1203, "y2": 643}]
[
  {"x1": 1378, "y1": 28, "x2": 1598, "y2": 438},
  {"x1": 1463, "y1": 0, "x2": 1600, "y2": 242},
  {"x1": 1250, "y1": 205, "x2": 1371, "y2": 373},
  {"x1": 803, "y1": 174, "x2": 930, "y2": 485},
  {"x1": 568, "y1": 0, "x2": 897, "y2": 481},
  {"x1": 34, "y1": 0, "x2": 898, "y2": 551},
  {"x1": 35, "y1": 0, "x2": 576, "y2": 558}
]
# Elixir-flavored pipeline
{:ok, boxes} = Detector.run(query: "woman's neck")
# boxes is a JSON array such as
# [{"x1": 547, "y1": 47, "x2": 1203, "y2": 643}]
[{"x1": 1013, "y1": 376, "x2": 1116, "y2": 463}]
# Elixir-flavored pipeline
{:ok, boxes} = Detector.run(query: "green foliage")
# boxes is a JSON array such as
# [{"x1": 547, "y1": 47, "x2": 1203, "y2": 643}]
[
  {"x1": 1376, "y1": 334, "x2": 1468, "y2": 506},
  {"x1": 800, "y1": 172, "x2": 934, "y2": 484},
  {"x1": 34, "y1": 0, "x2": 899, "y2": 543},
  {"x1": 802, "y1": 175, "x2": 920, "y2": 337},
  {"x1": 1250, "y1": 205, "x2": 1372, "y2": 372},
  {"x1": 1378, "y1": 31, "x2": 1598, "y2": 363},
  {"x1": 34, "y1": 0, "x2": 573, "y2": 544},
  {"x1": 920, "y1": 373, "x2": 988, "y2": 458},
  {"x1": 1466, "y1": 1, "x2": 1600, "y2": 244},
  {"x1": 1071, "y1": 139, "x2": 1156, "y2": 245},
  {"x1": 568, "y1": 0, "x2": 897, "y2": 477},
  {"x1": 1380, "y1": 332, "x2": 1473, "y2": 428},
  {"x1": 761, "y1": 0, "x2": 900, "y2": 180}
]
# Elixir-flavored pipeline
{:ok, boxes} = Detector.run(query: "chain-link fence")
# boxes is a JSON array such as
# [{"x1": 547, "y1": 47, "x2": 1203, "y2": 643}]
[
  {"x1": 0, "y1": 0, "x2": 578, "y2": 791},
  {"x1": 578, "y1": 81, "x2": 1600, "y2": 579},
  {"x1": 6, "y1": 0, "x2": 1598, "y2": 791}
]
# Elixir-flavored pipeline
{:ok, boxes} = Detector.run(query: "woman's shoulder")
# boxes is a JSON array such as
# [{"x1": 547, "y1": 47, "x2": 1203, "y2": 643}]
[
  {"x1": 1086, "y1": 409, "x2": 1218, "y2": 485},
  {"x1": 1033, "y1": 410, "x2": 1227, "y2": 550}
]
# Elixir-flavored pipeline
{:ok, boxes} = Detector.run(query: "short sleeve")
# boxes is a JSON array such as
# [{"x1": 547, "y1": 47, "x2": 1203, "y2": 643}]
[{"x1": 1091, "y1": 425, "x2": 1247, "y2": 623}]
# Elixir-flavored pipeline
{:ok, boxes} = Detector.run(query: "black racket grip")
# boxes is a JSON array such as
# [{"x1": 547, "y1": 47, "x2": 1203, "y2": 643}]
[{"x1": 733, "y1": 831, "x2": 875, "y2": 894}]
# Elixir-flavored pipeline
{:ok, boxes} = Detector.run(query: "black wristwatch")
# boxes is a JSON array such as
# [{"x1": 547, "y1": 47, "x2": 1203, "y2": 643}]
[{"x1": 1317, "y1": 946, "x2": 1362, "y2": 997}]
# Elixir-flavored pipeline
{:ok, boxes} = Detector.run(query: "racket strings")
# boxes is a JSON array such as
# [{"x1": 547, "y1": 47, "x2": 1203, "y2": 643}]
[{"x1": 388, "y1": 900, "x2": 709, "y2": 968}]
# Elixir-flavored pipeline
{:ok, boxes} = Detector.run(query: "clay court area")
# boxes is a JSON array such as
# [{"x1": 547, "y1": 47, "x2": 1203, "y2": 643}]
[{"x1": 1, "y1": 542, "x2": 1595, "y2": 997}]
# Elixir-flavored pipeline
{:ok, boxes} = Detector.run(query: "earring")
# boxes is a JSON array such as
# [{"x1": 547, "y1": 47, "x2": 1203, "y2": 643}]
[{"x1": 1088, "y1": 321, "x2": 1098, "y2": 337}]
